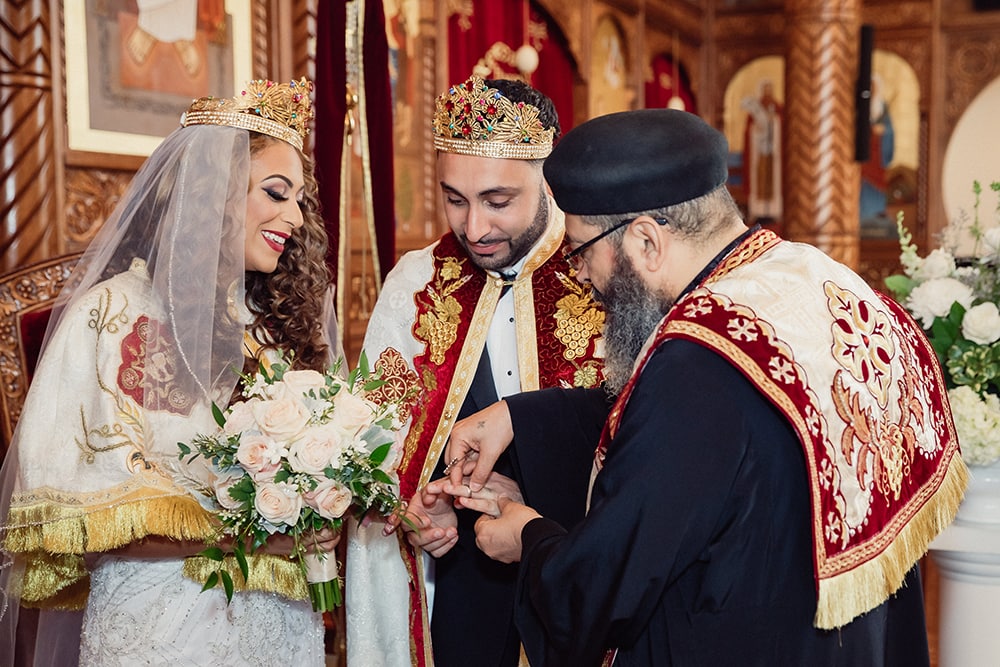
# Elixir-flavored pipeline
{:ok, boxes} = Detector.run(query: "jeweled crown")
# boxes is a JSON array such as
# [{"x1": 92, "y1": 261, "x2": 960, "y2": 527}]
[
  {"x1": 432, "y1": 76, "x2": 555, "y2": 160},
  {"x1": 181, "y1": 78, "x2": 314, "y2": 151}
]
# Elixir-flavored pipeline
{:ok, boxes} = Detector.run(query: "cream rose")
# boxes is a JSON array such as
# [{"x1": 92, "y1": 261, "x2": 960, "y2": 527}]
[
  {"x1": 250, "y1": 396, "x2": 311, "y2": 440},
  {"x1": 330, "y1": 390, "x2": 376, "y2": 435},
  {"x1": 906, "y1": 277, "x2": 974, "y2": 328},
  {"x1": 224, "y1": 399, "x2": 257, "y2": 435},
  {"x1": 963, "y1": 302, "x2": 1000, "y2": 344},
  {"x1": 236, "y1": 433, "x2": 284, "y2": 478},
  {"x1": 212, "y1": 469, "x2": 247, "y2": 511},
  {"x1": 280, "y1": 370, "x2": 327, "y2": 396},
  {"x1": 303, "y1": 478, "x2": 353, "y2": 520},
  {"x1": 287, "y1": 424, "x2": 348, "y2": 475},
  {"x1": 254, "y1": 481, "x2": 303, "y2": 526},
  {"x1": 372, "y1": 427, "x2": 404, "y2": 473}
]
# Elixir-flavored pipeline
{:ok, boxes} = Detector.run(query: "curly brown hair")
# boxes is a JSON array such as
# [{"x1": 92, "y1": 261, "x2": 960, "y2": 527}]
[{"x1": 243, "y1": 133, "x2": 332, "y2": 373}]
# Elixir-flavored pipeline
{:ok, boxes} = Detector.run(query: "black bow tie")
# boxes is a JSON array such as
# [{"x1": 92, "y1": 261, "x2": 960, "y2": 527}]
[{"x1": 499, "y1": 272, "x2": 516, "y2": 297}]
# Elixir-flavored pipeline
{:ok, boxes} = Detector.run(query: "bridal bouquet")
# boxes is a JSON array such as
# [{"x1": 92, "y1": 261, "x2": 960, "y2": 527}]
[
  {"x1": 178, "y1": 354, "x2": 408, "y2": 611},
  {"x1": 886, "y1": 180, "x2": 1000, "y2": 466}
]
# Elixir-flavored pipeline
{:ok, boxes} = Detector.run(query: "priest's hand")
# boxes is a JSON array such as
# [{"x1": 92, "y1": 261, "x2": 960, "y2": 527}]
[
  {"x1": 445, "y1": 399, "x2": 514, "y2": 492},
  {"x1": 473, "y1": 496, "x2": 541, "y2": 564},
  {"x1": 388, "y1": 480, "x2": 459, "y2": 558}
]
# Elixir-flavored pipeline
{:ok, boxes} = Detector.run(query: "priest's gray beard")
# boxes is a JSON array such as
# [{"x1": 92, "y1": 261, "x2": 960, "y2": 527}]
[{"x1": 595, "y1": 252, "x2": 673, "y2": 395}]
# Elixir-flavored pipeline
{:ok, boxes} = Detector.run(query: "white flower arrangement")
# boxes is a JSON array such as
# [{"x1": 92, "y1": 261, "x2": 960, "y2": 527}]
[
  {"x1": 886, "y1": 180, "x2": 1000, "y2": 466},
  {"x1": 178, "y1": 354, "x2": 410, "y2": 610}
]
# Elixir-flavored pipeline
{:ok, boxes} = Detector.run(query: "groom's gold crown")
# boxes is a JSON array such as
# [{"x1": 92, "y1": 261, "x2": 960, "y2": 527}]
[
  {"x1": 181, "y1": 77, "x2": 314, "y2": 151},
  {"x1": 432, "y1": 76, "x2": 554, "y2": 160}
]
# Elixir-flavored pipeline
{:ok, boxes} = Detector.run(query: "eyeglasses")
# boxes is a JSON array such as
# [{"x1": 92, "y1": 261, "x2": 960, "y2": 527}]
[{"x1": 562, "y1": 217, "x2": 669, "y2": 271}]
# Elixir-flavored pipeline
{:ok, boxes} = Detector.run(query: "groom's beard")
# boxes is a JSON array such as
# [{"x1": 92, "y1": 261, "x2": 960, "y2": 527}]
[{"x1": 595, "y1": 254, "x2": 673, "y2": 395}]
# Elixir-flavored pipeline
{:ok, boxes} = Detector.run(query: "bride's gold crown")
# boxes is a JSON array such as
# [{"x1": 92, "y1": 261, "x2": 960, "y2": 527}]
[
  {"x1": 432, "y1": 76, "x2": 554, "y2": 160},
  {"x1": 181, "y1": 78, "x2": 314, "y2": 151}
]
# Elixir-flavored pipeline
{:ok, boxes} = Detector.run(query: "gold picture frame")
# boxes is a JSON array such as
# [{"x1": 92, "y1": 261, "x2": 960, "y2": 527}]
[{"x1": 65, "y1": 0, "x2": 253, "y2": 161}]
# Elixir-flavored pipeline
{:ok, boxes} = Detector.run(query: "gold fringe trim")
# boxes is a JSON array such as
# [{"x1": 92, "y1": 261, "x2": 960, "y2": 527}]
[
  {"x1": 814, "y1": 452, "x2": 969, "y2": 629},
  {"x1": 17, "y1": 551, "x2": 88, "y2": 608},
  {"x1": 182, "y1": 552, "x2": 309, "y2": 601},
  {"x1": 5, "y1": 493, "x2": 217, "y2": 554},
  {"x1": 4, "y1": 494, "x2": 218, "y2": 609}
]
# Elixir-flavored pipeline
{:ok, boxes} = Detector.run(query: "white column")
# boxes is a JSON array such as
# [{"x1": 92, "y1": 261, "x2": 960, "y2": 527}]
[{"x1": 930, "y1": 513, "x2": 1000, "y2": 666}]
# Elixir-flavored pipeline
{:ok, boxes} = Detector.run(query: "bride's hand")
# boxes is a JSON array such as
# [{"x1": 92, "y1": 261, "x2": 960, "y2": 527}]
[
  {"x1": 304, "y1": 526, "x2": 341, "y2": 554},
  {"x1": 448, "y1": 472, "x2": 524, "y2": 519}
]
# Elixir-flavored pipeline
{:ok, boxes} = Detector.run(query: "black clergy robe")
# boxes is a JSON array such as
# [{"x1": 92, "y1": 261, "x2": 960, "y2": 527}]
[
  {"x1": 504, "y1": 340, "x2": 930, "y2": 667},
  {"x1": 429, "y1": 351, "x2": 613, "y2": 667}
]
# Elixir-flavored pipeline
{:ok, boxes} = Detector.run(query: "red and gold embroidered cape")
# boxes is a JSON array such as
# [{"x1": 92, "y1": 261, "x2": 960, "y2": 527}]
[{"x1": 601, "y1": 228, "x2": 967, "y2": 630}]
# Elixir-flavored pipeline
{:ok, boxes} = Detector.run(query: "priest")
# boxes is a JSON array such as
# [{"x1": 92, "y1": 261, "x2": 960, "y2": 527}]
[{"x1": 447, "y1": 108, "x2": 967, "y2": 666}]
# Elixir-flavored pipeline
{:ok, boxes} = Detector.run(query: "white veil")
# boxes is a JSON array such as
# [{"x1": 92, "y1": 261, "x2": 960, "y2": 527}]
[{"x1": 0, "y1": 123, "x2": 254, "y2": 665}]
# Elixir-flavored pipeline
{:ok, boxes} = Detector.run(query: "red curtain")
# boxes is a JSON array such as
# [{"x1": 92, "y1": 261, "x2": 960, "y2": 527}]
[
  {"x1": 314, "y1": 0, "x2": 396, "y2": 285},
  {"x1": 645, "y1": 54, "x2": 697, "y2": 113},
  {"x1": 447, "y1": 1, "x2": 577, "y2": 133}
]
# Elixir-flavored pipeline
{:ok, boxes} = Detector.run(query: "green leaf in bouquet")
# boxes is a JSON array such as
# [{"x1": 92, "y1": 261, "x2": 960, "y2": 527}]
[
  {"x1": 211, "y1": 401, "x2": 226, "y2": 428},
  {"x1": 177, "y1": 442, "x2": 191, "y2": 458},
  {"x1": 369, "y1": 442, "x2": 392, "y2": 466},
  {"x1": 268, "y1": 360, "x2": 289, "y2": 381},
  {"x1": 202, "y1": 571, "x2": 219, "y2": 593},
  {"x1": 371, "y1": 468, "x2": 394, "y2": 485},
  {"x1": 199, "y1": 546, "x2": 226, "y2": 562},
  {"x1": 221, "y1": 570, "x2": 235, "y2": 603},
  {"x1": 251, "y1": 530, "x2": 269, "y2": 552},
  {"x1": 229, "y1": 475, "x2": 255, "y2": 502},
  {"x1": 234, "y1": 543, "x2": 249, "y2": 583},
  {"x1": 363, "y1": 378, "x2": 387, "y2": 392},
  {"x1": 357, "y1": 350, "x2": 372, "y2": 377},
  {"x1": 307, "y1": 511, "x2": 327, "y2": 532},
  {"x1": 347, "y1": 361, "x2": 361, "y2": 384}
]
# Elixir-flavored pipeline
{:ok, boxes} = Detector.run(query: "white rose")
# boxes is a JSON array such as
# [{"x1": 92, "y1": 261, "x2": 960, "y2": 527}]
[
  {"x1": 212, "y1": 469, "x2": 248, "y2": 511},
  {"x1": 962, "y1": 302, "x2": 1000, "y2": 344},
  {"x1": 983, "y1": 226, "x2": 1000, "y2": 258},
  {"x1": 251, "y1": 396, "x2": 311, "y2": 440},
  {"x1": 330, "y1": 390, "x2": 376, "y2": 435},
  {"x1": 906, "y1": 277, "x2": 974, "y2": 328},
  {"x1": 916, "y1": 248, "x2": 956, "y2": 280},
  {"x1": 303, "y1": 478, "x2": 353, "y2": 520},
  {"x1": 254, "y1": 481, "x2": 303, "y2": 526},
  {"x1": 287, "y1": 424, "x2": 348, "y2": 475}
]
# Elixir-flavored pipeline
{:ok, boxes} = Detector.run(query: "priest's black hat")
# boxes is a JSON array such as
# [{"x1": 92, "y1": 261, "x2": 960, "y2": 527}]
[{"x1": 544, "y1": 109, "x2": 729, "y2": 215}]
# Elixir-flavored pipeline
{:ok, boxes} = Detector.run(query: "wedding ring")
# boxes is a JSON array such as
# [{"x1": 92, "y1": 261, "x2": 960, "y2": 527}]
[{"x1": 443, "y1": 455, "x2": 464, "y2": 475}]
